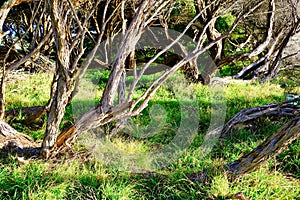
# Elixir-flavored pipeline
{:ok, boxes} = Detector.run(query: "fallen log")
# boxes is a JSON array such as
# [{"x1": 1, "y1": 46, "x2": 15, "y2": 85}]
[{"x1": 5, "y1": 105, "x2": 47, "y2": 124}]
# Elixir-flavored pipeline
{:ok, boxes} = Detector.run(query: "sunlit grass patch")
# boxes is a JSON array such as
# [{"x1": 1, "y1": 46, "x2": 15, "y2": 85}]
[
  {"x1": 230, "y1": 168, "x2": 300, "y2": 199},
  {"x1": 6, "y1": 73, "x2": 52, "y2": 109}
]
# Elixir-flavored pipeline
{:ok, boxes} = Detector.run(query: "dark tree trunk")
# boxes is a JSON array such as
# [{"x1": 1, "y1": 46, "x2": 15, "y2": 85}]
[
  {"x1": 226, "y1": 116, "x2": 300, "y2": 175},
  {"x1": 0, "y1": 74, "x2": 6, "y2": 119}
]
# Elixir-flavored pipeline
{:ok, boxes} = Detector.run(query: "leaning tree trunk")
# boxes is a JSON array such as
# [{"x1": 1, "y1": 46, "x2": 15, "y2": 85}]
[
  {"x1": 207, "y1": 17, "x2": 223, "y2": 63},
  {"x1": 226, "y1": 116, "x2": 300, "y2": 175},
  {"x1": 42, "y1": 70, "x2": 72, "y2": 157},
  {"x1": 188, "y1": 99, "x2": 300, "y2": 183},
  {"x1": 0, "y1": 0, "x2": 15, "y2": 42},
  {"x1": 222, "y1": 98, "x2": 300, "y2": 176},
  {"x1": 188, "y1": 115, "x2": 300, "y2": 182},
  {"x1": 0, "y1": 0, "x2": 16, "y2": 118},
  {"x1": 111, "y1": 51, "x2": 135, "y2": 136},
  {"x1": 50, "y1": 0, "x2": 167, "y2": 156},
  {"x1": 41, "y1": 0, "x2": 111, "y2": 157},
  {"x1": 0, "y1": 0, "x2": 37, "y2": 39}
]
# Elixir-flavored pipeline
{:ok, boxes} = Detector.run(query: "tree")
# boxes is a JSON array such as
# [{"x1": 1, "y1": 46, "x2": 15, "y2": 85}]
[
  {"x1": 0, "y1": 0, "x2": 299, "y2": 180},
  {"x1": 0, "y1": 1, "x2": 53, "y2": 120}
]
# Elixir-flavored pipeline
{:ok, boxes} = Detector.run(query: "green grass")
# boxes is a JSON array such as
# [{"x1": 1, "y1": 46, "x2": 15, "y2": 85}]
[
  {"x1": 1, "y1": 72, "x2": 299, "y2": 199},
  {"x1": 6, "y1": 73, "x2": 52, "y2": 109}
]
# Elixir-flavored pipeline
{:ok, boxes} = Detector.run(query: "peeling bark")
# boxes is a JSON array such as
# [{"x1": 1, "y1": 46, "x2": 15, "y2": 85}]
[{"x1": 41, "y1": 0, "x2": 72, "y2": 157}]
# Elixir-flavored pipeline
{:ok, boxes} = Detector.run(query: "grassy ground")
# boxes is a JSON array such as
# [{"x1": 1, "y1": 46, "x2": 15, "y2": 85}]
[{"x1": 0, "y1": 71, "x2": 299, "y2": 199}]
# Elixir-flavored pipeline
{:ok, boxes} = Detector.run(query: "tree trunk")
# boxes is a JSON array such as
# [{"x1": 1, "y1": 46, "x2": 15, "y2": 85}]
[
  {"x1": 0, "y1": 74, "x2": 6, "y2": 119},
  {"x1": 42, "y1": 73, "x2": 72, "y2": 157},
  {"x1": 0, "y1": 0, "x2": 16, "y2": 42},
  {"x1": 188, "y1": 100, "x2": 300, "y2": 183},
  {"x1": 51, "y1": 0, "x2": 166, "y2": 154},
  {"x1": 0, "y1": 1, "x2": 15, "y2": 118},
  {"x1": 111, "y1": 51, "x2": 135, "y2": 135},
  {"x1": 219, "y1": 98, "x2": 300, "y2": 139},
  {"x1": 0, "y1": 0, "x2": 36, "y2": 39},
  {"x1": 226, "y1": 116, "x2": 300, "y2": 175},
  {"x1": 41, "y1": 0, "x2": 72, "y2": 158},
  {"x1": 207, "y1": 17, "x2": 222, "y2": 63}
]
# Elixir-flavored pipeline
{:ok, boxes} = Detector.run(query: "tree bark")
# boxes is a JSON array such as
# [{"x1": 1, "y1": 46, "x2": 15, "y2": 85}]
[
  {"x1": 0, "y1": 0, "x2": 18, "y2": 42},
  {"x1": 41, "y1": 0, "x2": 111, "y2": 157},
  {"x1": 0, "y1": 0, "x2": 40, "y2": 40},
  {"x1": 41, "y1": 0, "x2": 72, "y2": 158},
  {"x1": 220, "y1": 98, "x2": 300, "y2": 139},
  {"x1": 188, "y1": 99, "x2": 300, "y2": 183},
  {"x1": 188, "y1": 115, "x2": 300, "y2": 183},
  {"x1": 226, "y1": 116, "x2": 300, "y2": 175},
  {"x1": 207, "y1": 17, "x2": 222, "y2": 63},
  {"x1": 0, "y1": 73, "x2": 6, "y2": 119},
  {"x1": 50, "y1": 0, "x2": 168, "y2": 155},
  {"x1": 0, "y1": 119, "x2": 37, "y2": 151}
]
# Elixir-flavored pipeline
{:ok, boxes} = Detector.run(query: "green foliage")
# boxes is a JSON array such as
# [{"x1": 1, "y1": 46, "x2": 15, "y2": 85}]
[
  {"x1": 274, "y1": 69, "x2": 300, "y2": 94},
  {"x1": 230, "y1": 168, "x2": 300, "y2": 199},
  {"x1": 276, "y1": 139, "x2": 300, "y2": 178},
  {"x1": 220, "y1": 60, "x2": 252, "y2": 77},
  {"x1": 216, "y1": 14, "x2": 236, "y2": 34},
  {"x1": 0, "y1": 160, "x2": 137, "y2": 200}
]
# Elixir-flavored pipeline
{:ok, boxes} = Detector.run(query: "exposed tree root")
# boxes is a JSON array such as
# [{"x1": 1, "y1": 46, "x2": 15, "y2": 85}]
[{"x1": 0, "y1": 120, "x2": 40, "y2": 158}]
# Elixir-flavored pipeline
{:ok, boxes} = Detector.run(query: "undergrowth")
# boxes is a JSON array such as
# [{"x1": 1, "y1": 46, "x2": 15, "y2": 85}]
[{"x1": 1, "y1": 72, "x2": 299, "y2": 199}]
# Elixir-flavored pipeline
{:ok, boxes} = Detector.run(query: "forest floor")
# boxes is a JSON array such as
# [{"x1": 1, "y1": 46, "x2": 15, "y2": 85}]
[{"x1": 0, "y1": 71, "x2": 299, "y2": 199}]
